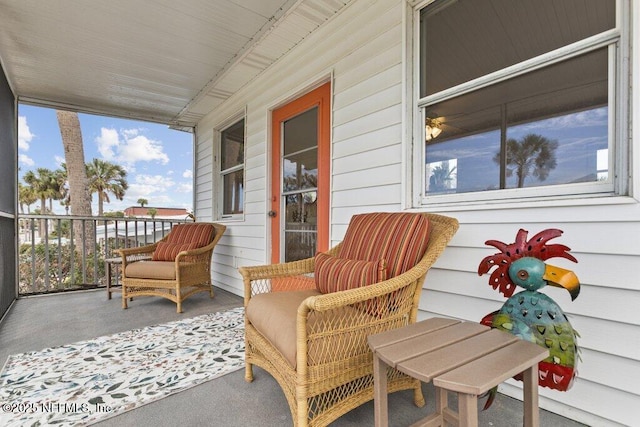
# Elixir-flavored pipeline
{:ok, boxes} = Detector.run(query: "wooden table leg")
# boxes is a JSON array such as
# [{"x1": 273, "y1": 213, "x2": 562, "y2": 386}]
[
  {"x1": 106, "y1": 261, "x2": 112, "y2": 300},
  {"x1": 458, "y1": 393, "x2": 478, "y2": 427},
  {"x1": 434, "y1": 386, "x2": 447, "y2": 423},
  {"x1": 373, "y1": 353, "x2": 389, "y2": 427},
  {"x1": 522, "y1": 365, "x2": 540, "y2": 427}
]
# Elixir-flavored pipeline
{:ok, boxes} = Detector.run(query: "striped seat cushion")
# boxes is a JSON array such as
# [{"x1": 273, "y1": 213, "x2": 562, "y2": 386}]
[
  {"x1": 337, "y1": 212, "x2": 431, "y2": 278},
  {"x1": 152, "y1": 223, "x2": 215, "y2": 261},
  {"x1": 165, "y1": 223, "x2": 215, "y2": 246},
  {"x1": 315, "y1": 252, "x2": 386, "y2": 294}
]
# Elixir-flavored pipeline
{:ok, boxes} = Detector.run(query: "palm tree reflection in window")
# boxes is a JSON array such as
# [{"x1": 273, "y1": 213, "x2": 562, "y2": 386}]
[
  {"x1": 427, "y1": 159, "x2": 457, "y2": 193},
  {"x1": 494, "y1": 133, "x2": 558, "y2": 188}
]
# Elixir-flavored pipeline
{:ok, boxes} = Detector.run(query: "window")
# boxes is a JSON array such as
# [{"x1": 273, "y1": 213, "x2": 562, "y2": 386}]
[
  {"x1": 414, "y1": 0, "x2": 627, "y2": 205},
  {"x1": 218, "y1": 118, "x2": 245, "y2": 218}
]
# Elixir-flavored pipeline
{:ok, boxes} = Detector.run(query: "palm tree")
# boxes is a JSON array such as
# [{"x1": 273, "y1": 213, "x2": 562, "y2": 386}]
[
  {"x1": 18, "y1": 182, "x2": 37, "y2": 214},
  {"x1": 57, "y1": 110, "x2": 94, "y2": 253},
  {"x1": 52, "y1": 167, "x2": 69, "y2": 213},
  {"x1": 137, "y1": 198, "x2": 148, "y2": 208},
  {"x1": 23, "y1": 167, "x2": 57, "y2": 235},
  {"x1": 147, "y1": 207, "x2": 157, "y2": 219},
  {"x1": 494, "y1": 133, "x2": 558, "y2": 188},
  {"x1": 429, "y1": 161, "x2": 457, "y2": 192},
  {"x1": 86, "y1": 158, "x2": 129, "y2": 216},
  {"x1": 23, "y1": 168, "x2": 55, "y2": 214}
]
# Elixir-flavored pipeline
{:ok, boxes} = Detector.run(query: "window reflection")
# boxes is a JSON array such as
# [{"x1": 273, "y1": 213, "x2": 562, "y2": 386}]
[
  {"x1": 220, "y1": 119, "x2": 244, "y2": 215},
  {"x1": 283, "y1": 149, "x2": 317, "y2": 192},
  {"x1": 426, "y1": 131, "x2": 500, "y2": 195},
  {"x1": 425, "y1": 48, "x2": 609, "y2": 196},
  {"x1": 222, "y1": 169, "x2": 243, "y2": 215},
  {"x1": 504, "y1": 108, "x2": 608, "y2": 189}
]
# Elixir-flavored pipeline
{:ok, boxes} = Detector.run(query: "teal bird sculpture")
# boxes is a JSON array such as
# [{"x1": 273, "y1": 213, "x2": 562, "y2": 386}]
[{"x1": 478, "y1": 229, "x2": 580, "y2": 407}]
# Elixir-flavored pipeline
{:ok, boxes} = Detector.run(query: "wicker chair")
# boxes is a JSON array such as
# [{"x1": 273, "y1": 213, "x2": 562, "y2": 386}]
[
  {"x1": 239, "y1": 213, "x2": 459, "y2": 426},
  {"x1": 118, "y1": 222, "x2": 226, "y2": 313}
]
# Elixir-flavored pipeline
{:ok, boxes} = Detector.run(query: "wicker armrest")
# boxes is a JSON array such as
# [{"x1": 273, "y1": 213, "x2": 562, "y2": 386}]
[
  {"x1": 118, "y1": 244, "x2": 157, "y2": 257},
  {"x1": 173, "y1": 239, "x2": 218, "y2": 265},
  {"x1": 239, "y1": 245, "x2": 342, "y2": 303},
  {"x1": 239, "y1": 257, "x2": 315, "y2": 281},
  {"x1": 293, "y1": 271, "x2": 422, "y2": 370},
  {"x1": 117, "y1": 244, "x2": 157, "y2": 268},
  {"x1": 239, "y1": 257, "x2": 316, "y2": 305}
]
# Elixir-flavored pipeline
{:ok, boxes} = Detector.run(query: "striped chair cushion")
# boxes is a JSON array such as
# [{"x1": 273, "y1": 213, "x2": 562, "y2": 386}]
[
  {"x1": 152, "y1": 242, "x2": 199, "y2": 261},
  {"x1": 315, "y1": 252, "x2": 387, "y2": 294},
  {"x1": 152, "y1": 223, "x2": 216, "y2": 261},
  {"x1": 165, "y1": 223, "x2": 215, "y2": 247},
  {"x1": 337, "y1": 212, "x2": 431, "y2": 278}
]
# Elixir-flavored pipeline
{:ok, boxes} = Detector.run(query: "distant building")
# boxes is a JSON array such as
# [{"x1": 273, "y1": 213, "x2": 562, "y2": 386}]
[{"x1": 123, "y1": 206, "x2": 191, "y2": 219}]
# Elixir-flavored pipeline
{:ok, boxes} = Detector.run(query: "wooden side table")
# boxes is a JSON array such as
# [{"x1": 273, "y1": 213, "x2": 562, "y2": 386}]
[
  {"x1": 105, "y1": 255, "x2": 151, "y2": 299},
  {"x1": 105, "y1": 257, "x2": 124, "y2": 300},
  {"x1": 368, "y1": 318, "x2": 549, "y2": 427}
]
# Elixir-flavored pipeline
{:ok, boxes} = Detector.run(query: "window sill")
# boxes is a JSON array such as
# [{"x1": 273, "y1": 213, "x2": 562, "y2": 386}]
[{"x1": 417, "y1": 193, "x2": 638, "y2": 213}]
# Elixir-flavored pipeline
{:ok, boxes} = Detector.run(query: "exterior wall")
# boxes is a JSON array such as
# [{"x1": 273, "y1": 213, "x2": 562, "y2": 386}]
[{"x1": 194, "y1": 0, "x2": 639, "y2": 425}]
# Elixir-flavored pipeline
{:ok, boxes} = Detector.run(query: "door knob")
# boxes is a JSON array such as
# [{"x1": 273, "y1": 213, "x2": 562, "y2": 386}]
[{"x1": 268, "y1": 210, "x2": 277, "y2": 218}]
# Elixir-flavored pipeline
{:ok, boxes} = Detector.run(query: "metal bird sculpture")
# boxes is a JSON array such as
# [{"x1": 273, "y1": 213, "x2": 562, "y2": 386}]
[{"x1": 478, "y1": 228, "x2": 581, "y2": 408}]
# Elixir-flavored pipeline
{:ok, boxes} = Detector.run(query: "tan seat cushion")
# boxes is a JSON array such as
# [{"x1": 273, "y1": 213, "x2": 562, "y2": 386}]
[
  {"x1": 246, "y1": 289, "x2": 320, "y2": 368},
  {"x1": 125, "y1": 261, "x2": 176, "y2": 280},
  {"x1": 247, "y1": 289, "x2": 373, "y2": 369}
]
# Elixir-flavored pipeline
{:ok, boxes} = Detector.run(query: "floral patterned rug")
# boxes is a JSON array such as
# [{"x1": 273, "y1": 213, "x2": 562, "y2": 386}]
[{"x1": 0, "y1": 307, "x2": 245, "y2": 426}]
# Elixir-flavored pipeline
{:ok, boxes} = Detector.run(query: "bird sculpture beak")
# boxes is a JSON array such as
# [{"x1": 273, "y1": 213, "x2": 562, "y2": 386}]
[{"x1": 544, "y1": 264, "x2": 580, "y2": 301}]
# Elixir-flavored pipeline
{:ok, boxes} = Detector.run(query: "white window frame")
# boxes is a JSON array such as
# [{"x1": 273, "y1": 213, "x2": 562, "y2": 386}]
[
  {"x1": 215, "y1": 111, "x2": 246, "y2": 221},
  {"x1": 408, "y1": 0, "x2": 632, "y2": 210}
]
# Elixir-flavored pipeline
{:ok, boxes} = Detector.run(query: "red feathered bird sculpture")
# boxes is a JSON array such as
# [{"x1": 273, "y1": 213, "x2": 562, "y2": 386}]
[{"x1": 478, "y1": 229, "x2": 581, "y2": 408}]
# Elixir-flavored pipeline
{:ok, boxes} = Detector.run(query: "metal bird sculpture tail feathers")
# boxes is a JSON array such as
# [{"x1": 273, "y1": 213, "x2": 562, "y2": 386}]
[{"x1": 478, "y1": 229, "x2": 581, "y2": 409}]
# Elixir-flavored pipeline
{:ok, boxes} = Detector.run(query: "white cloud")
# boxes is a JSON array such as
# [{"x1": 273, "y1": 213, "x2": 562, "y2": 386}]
[
  {"x1": 122, "y1": 128, "x2": 142, "y2": 138},
  {"x1": 126, "y1": 174, "x2": 176, "y2": 199},
  {"x1": 54, "y1": 155, "x2": 65, "y2": 167},
  {"x1": 18, "y1": 116, "x2": 34, "y2": 151},
  {"x1": 19, "y1": 154, "x2": 34, "y2": 166},
  {"x1": 182, "y1": 169, "x2": 192, "y2": 178},
  {"x1": 119, "y1": 135, "x2": 169, "y2": 165},
  {"x1": 95, "y1": 128, "x2": 119, "y2": 161},
  {"x1": 95, "y1": 127, "x2": 169, "y2": 167},
  {"x1": 177, "y1": 182, "x2": 193, "y2": 193}
]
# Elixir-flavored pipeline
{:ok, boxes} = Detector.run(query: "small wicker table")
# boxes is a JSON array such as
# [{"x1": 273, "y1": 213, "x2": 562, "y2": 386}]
[
  {"x1": 105, "y1": 255, "x2": 151, "y2": 299},
  {"x1": 368, "y1": 318, "x2": 549, "y2": 427}
]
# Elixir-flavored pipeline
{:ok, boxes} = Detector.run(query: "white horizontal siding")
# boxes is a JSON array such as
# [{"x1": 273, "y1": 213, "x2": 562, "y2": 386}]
[
  {"x1": 424, "y1": 205, "x2": 640, "y2": 426},
  {"x1": 194, "y1": 0, "x2": 640, "y2": 425},
  {"x1": 195, "y1": 0, "x2": 405, "y2": 294}
]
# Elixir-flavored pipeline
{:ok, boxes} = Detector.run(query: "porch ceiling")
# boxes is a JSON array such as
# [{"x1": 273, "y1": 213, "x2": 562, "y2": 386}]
[{"x1": 0, "y1": 0, "x2": 349, "y2": 130}]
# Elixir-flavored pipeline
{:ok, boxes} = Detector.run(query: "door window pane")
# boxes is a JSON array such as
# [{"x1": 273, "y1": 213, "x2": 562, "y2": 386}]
[
  {"x1": 283, "y1": 149, "x2": 318, "y2": 192},
  {"x1": 283, "y1": 108, "x2": 317, "y2": 155},
  {"x1": 284, "y1": 192, "x2": 317, "y2": 262},
  {"x1": 281, "y1": 107, "x2": 318, "y2": 262}
]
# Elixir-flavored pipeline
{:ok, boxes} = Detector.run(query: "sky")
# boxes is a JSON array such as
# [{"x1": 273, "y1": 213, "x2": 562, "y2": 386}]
[{"x1": 18, "y1": 104, "x2": 194, "y2": 215}]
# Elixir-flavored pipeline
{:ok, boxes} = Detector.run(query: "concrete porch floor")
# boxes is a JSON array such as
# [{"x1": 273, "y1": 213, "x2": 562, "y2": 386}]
[{"x1": 0, "y1": 288, "x2": 586, "y2": 426}]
